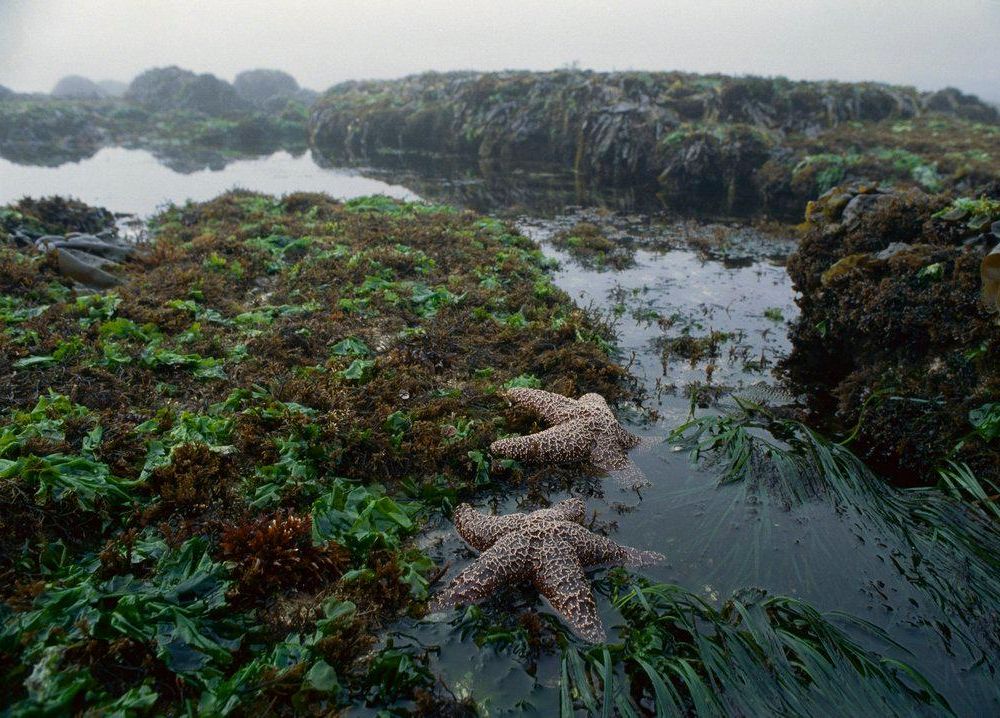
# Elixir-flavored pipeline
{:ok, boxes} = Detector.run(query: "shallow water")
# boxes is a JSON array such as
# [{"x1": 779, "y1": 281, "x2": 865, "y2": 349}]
[
  {"x1": 2, "y1": 147, "x2": 995, "y2": 715},
  {"x1": 0, "y1": 147, "x2": 417, "y2": 216}
]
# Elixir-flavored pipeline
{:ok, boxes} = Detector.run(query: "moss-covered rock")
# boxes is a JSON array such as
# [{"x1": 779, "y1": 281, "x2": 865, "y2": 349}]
[
  {"x1": 51, "y1": 75, "x2": 107, "y2": 100},
  {"x1": 234, "y1": 68, "x2": 304, "y2": 107},
  {"x1": 309, "y1": 70, "x2": 999, "y2": 217},
  {"x1": 125, "y1": 66, "x2": 251, "y2": 118},
  {"x1": 783, "y1": 183, "x2": 1000, "y2": 483}
]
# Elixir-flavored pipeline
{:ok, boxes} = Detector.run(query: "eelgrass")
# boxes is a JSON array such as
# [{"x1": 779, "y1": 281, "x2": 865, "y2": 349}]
[
  {"x1": 671, "y1": 400, "x2": 1000, "y2": 665},
  {"x1": 558, "y1": 573, "x2": 951, "y2": 717}
]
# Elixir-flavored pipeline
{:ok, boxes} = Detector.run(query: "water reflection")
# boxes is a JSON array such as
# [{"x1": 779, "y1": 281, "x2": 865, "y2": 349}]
[{"x1": 0, "y1": 146, "x2": 417, "y2": 216}]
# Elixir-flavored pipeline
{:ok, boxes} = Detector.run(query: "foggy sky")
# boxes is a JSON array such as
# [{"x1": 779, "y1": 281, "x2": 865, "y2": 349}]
[{"x1": 1, "y1": 0, "x2": 997, "y2": 102}]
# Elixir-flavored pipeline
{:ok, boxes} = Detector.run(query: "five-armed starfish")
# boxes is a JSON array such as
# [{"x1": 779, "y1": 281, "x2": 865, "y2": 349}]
[
  {"x1": 490, "y1": 388, "x2": 653, "y2": 489},
  {"x1": 430, "y1": 498, "x2": 664, "y2": 642}
]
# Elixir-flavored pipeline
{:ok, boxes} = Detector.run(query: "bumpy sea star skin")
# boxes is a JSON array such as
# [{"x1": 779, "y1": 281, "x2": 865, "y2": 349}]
[
  {"x1": 430, "y1": 498, "x2": 665, "y2": 642},
  {"x1": 489, "y1": 388, "x2": 651, "y2": 489}
]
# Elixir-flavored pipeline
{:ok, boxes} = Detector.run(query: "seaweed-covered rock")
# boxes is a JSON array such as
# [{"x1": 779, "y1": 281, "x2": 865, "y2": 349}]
[
  {"x1": 310, "y1": 70, "x2": 999, "y2": 217},
  {"x1": 923, "y1": 87, "x2": 999, "y2": 123},
  {"x1": 51, "y1": 75, "x2": 106, "y2": 100},
  {"x1": 10, "y1": 196, "x2": 116, "y2": 236},
  {"x1": 783, "y1": 184, "x2": 1000, "y2": 483},
  {"x1": 126, "y1": 66, "x2": 250, "y2": 117}
]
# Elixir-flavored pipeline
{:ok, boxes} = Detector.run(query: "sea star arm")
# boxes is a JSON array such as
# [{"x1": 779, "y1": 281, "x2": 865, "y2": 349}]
[
  {"x1": 534, "y1": 538, "x2": 606, "y2": 643},
  {"x1": 564, "y1": 523, "x2": 665, "y2": 568},
  {"x1": 629, "y1": 434, "x2": 665, "y2": 455},
  {"x1": 429, "y1": 533, "x2": 530, "y2": 611},
  {"x1": 502, "y1": 387, "x2": 581, "y2": 424},
  {"x1": 452, "y1": 504, "x2": 528, "y2": 551},
  {"x1": 530, "y1": 497, "x2": 586, "y2": 525},
  {"x1": 589, "y1": 444, "x2": 651, "y2": 490},
  {"x1": 490, "y1": 419, "x2": 594, "y2": 463},
  {"x1": 614, "y1": 425, "x2": 644, "y2": 451}
]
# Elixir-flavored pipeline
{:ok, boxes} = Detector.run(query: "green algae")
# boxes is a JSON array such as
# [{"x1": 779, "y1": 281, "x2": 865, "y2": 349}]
[{"x1": 0, "y1": 192, "x2": 628, "y2": 715}]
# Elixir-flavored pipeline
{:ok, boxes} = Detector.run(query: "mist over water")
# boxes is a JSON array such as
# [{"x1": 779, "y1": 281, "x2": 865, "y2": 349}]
[{"x1": 1, "y1": 0, "x2": 998, "y2": 102}]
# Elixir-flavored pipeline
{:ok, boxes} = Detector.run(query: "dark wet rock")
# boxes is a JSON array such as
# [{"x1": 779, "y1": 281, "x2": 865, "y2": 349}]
[
  {"x1": 657, "y1": 126, "x2": 772, "y2": 213},
  {"x1": 54, "y1": 247, "x2": 122, "y2": 288},
  {"x1": 840, "y1": 191, "x2": 895, "y2": 227},
  {"x1": 51, "y1": 75, "x2": 106, "y2": 100},
  {"x1": 12, "y1": 196, "x2": 116, "y2": 236},
  {"x1": 36, "y1": 237, "x2": 134, "y2": 261},
  {"x1": 784, "y1": 184, "x2": 1000, "y2": 484},
  {"x1": 0, "y1": 196, "x2": 133, "y2": 287},
  {"x1": 126, "y1": 66, "x2": 250, "y2": 117}
]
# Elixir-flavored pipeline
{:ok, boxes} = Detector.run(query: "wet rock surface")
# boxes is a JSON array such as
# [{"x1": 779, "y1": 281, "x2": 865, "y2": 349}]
[
  {"x1": 784, "y1": 183, "x2": 1000, "y2": 483},
  {"x1": 309, "y1": 70, "x2": 999, "y2": 217}
]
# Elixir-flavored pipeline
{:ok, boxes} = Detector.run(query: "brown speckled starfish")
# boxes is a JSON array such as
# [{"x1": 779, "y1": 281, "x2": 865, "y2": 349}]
[
  {"x1": 490, "y1": 388, "x2": 652, "y2": 489},
  {"x1": 430, "y1": 498, "x2": 664, "y2": 642}
]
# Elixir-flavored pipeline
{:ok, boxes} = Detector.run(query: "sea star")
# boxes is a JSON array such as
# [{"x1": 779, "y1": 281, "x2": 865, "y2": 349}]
[
  {"x1": 430, "y1": 498, "x2": 664, "y2": 642},
  {"x1": 489, "y1": 388, "x2": 652, "y2": 489}
]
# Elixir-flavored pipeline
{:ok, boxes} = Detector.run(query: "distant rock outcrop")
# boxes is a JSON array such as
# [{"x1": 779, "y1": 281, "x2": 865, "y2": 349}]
[
  {"x1": 0, "y1": 85, "x2": 12, "y2": 101},
  {"x1": 97, "y1": 80, "x2": 128, "y2": 98},
  {"x1": 234, "y1": 69, "x2": 318, "y2": 113},
  {"x1": 51, "y1": 75, "x2": 106, "y2": 100},
  {"x1": 125, "y1": 66, "x2": 250, "y2": 117},
  {"x1": 234, "y1": 69, "x2": 299, "y2": 104}
]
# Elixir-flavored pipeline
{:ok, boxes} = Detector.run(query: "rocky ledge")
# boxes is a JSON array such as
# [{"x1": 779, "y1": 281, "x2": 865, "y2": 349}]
[
  {"x1": 783, "y1": 183, "x2": 1000, "y2": 483},
  {"x1": 309, "y1": 70, "x2": 999, "y2": 217}
]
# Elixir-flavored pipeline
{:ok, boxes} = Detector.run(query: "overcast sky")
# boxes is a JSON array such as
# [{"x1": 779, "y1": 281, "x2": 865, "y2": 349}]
[{"x1": 1, "y1": 0, "x2": 997, "y2": 102}]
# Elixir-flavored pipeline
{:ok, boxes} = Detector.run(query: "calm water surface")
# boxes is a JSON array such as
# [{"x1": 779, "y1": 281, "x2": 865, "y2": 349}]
[{"x1": 2, "y1": 147, "x2": 993, "y2": 716}]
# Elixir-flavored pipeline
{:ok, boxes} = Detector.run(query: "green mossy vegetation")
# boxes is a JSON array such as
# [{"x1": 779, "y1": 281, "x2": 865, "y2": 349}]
[
  {"x1": 550, "y1": 221, "x2": 635, "y2": 269},
  {"x1": 0, "y1": 192, "x2": 629, "y2": 715}
]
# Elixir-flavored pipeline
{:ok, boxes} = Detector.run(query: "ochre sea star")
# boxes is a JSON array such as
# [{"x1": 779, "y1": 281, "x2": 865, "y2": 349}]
[
  {"x1": 430, "y1": 498, "x2": 664, "y2": 642},
  {"x1": 489, "y1": 387, "x2": 652, "y2": 488}
]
